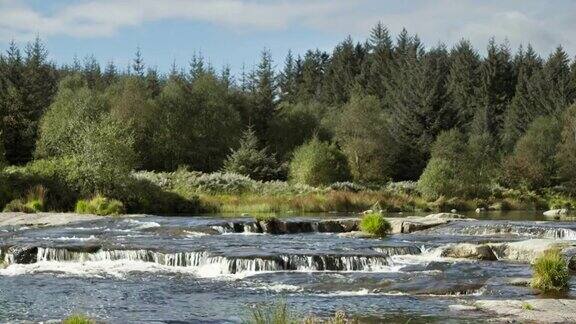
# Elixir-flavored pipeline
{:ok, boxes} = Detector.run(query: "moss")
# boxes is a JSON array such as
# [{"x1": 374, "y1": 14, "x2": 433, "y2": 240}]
[
  {"x1": 521, "y1": 302, "x2": 534, "y2": 311},
  {"x1": 531, "y1": 248, "x2": 569, "y2": 292},
  {"x1": 75, "y1": 194, "x2": 125, "y2": 216},
  {"x1": 359, "y1": 212, "x2": 392, "y2": 237}
]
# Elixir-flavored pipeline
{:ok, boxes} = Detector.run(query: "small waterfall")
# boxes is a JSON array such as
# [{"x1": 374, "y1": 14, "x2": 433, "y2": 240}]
[
  {"x1": 28, "y1": 247, "x2": 393, "y2": 274},
  {"x1": 373, "y1": 246, "x2": 422, "y2": 256},
  {"x1": 434, "y1": 223, "x2": 576, "y2": 240}
]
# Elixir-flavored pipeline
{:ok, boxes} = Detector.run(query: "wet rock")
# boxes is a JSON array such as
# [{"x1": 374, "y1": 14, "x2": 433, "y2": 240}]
[
  {"x1": 426, "y1": 212, "x2": 467, "y2": 219},
  {"x1": 475, "y1": 299, "x2": 576, "y2": 323},
  {"x1": 543, "y1": 209, "x2": 570, "y2": 217},
  {"x1": 337, "y1": 231, "x2": 375, "y2": 239},
  {"x1": 0, "y1": 212, "x2": 143, "y2": 227},
  {"x1": 448, "y1": 304, "x2": 477, "y2": 312},
  {"x1": 489, "y1": 239, "x2": 568, "y2": 263},
  {"x1": 441, "y1": 243, "x2": 497, "y2": 261},
  {"x1": 7, "y1": 245, "x2": 38, "y2": 264},
  {"x1": 569, "y1": 255, "x2": 576, "y2": 271}
]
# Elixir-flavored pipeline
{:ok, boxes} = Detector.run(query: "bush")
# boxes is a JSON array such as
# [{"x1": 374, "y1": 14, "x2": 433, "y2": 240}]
[
  {"x1": 502, "y1": 116, "x2": 561, "y2": 189},
  {"x1": 556, "y1": 104, "x2": 576, "y2": 194},
  {"x1": 75, "y1": 195, "x2": 125, "y2": 216},
  {"x1": 531, "y1": 248, "x2": 569, "y2": 292},
  {"x1": 62, "y1": 314, "x2": 94, "y2": 324},
  {"x1": 289, "y1": 138, "x2": 350, "y2": 187},
  {"x1": 359, "y1": 212, "x2": 392, "y2": 237}
]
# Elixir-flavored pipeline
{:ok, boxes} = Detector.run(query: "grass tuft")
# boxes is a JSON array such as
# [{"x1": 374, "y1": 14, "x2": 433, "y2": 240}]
[
  {"x1": 75, "y1": 194, "x2": 125, "y2": 216},
  {"x1": 531, "y1": 248, "x2": 569, "y2": 292},
  {"x1": 359, "y1": 212, "x2": 392, "y2": 237},
  {"x1": 62, "y1": 314, "x2": 94, "y2": 324},
  {"x1": 247, "y1": 299, "x2": 295, "y2": 324}
]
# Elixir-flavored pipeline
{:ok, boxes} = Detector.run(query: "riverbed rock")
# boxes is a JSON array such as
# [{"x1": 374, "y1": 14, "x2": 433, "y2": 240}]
[
  {"x1": 543, "y1": 209, "x2": 570, "y2": 217},
  {"x1": 489, "y1": 239, "x2": 567, "y2": 263},
  {"x1": 0, "y1": 212, "x2": 144, "y2": 227},
  {"x1": 441, "y1": 243, "x2": 497, "y2": 261},
  {"x1": 387, "y1": 213, "x2": 472, "y2": 234},
  {"x1": 475, "y1": 299, "x2": 576, "y2": 323}
]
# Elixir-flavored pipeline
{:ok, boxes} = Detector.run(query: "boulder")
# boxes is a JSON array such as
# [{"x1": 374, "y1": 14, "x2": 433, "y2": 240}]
[
  {"x1": 441, "y1": 243, "x2": 497, "y2": 261},
  {"x1": 489, "y1": 239, "x2": 568, "y2": 263}
]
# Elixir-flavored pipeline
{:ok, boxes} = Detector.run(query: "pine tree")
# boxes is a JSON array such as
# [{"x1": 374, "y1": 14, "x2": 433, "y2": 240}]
[
  {"x1": 251, "y1": 49, "x2": 276, "y2": 143},
  {"x1": 103, "y1": 61, "x2": 118, "y2": 86},
  {"x1": 296, "y1": 50, "x2": 327, "y2": 102},
  {"x1": 472, "y1": 39, "x2": 515, "y2": 141},
  {"x1": 446, "y1": 39, "x2": 481, "y2": 130},
  {"x1": 501, "y1": 44, "x2": 542, "y2": 150},
  {"x1": 278, "y1": 50, "x2": 298, "y2": 103},
  {"x1": 132, "y1": 47, "x2": 145, "y2": 77},
  {"x1": 223, "y1": 126, "x2": 279, "y2": 181},
  {"x1": 363, "y1": 22, "x2": 393, "y2": 100},
  {"x1": 83, "y1": 55, "x2": 102, "y2": 89},
  {"x1": 528, "y1": 46, "x2": 575, "y2": 118},
  {"x1": 189, "y1": 52, "x2": 206, "y2": 80},
  {"x1": 322, "y1": 36, "x2": 365, "y2": 104},
  {"x1": 145, "y1": 67, "x2": 162, "y2": 97}
]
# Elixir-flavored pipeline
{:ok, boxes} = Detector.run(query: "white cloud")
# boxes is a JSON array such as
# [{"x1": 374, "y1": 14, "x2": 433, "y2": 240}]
[{"x1": 0, "y1": 0, "x2": 574, "y2": 56}]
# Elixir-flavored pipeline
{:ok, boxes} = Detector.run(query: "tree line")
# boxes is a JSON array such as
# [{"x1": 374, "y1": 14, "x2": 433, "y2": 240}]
[{"x1": 1, "y1": 23, "x2": 576, "y2": 198}]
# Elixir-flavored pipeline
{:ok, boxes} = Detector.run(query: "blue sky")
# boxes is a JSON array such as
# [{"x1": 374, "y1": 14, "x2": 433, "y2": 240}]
[{"x1": 1, "y1": 0, "x2": 575, "y2": 75}]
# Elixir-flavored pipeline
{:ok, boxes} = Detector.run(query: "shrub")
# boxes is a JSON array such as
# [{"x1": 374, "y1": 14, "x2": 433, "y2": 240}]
[
  {"x1": 247, "y1": 299, "x2": 295, "y2": 324},
  {"x1": 556, "y1": 104, "x2": 576, "y2": 194},
  {"x1": 289, "y1": 138, "x2": 350, "y2": 187},
  {"x1": 62, "y1": 314, "x2": 94, "y2": 324},
  {"x1": 502, "y1": 116, "x2": 561, "y2": 189},
  {"x1": 223, "y1": 127, "x2": 280, "y2": 181},
  {"x1": 359, "y1": 212, "x2": 392, "y2": 237},
  {"x1": 75, "y1": 195, "x2": 125, "y2": 216},
  {"x1": 531, "y1": 248, "x2": 569, "y2": 292},
  {"x1": 254, "y1": 215, "x2": 279, "y2": 223}
]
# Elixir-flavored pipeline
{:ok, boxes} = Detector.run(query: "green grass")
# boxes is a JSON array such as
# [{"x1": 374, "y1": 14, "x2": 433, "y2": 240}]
[
  {"x1": 531, "y1": 248, "x2": 569, "y2": 292},
  {"x1": 359, "y1": 212, "x2": 392, "y2": 237},
  {"x1": 254, "y1": 214, "x2": 279, "y2": 223},
  {"x1": 246, "y1": 299, "x2": 296, "y2": 324},
  {"x1": 75, "y1": 194, "x2": 125, "y2": 216},
  {"x1": 2, "y1": 185, "x2": 46, "y2": 213},
  {"x1": 521, "y1": 302, "x2": 534, "y2": 311},
  {"x1": 62, "y1": 314, "x2": 94, "y2": 324}
]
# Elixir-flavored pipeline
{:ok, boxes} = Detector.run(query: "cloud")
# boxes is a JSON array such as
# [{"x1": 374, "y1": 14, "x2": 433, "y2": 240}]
[{"x1": 0, "y1": 0, "x2": 574, "y2": 56}]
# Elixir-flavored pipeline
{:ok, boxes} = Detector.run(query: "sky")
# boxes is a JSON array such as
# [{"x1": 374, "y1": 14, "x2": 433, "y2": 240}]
[{"x1": 0, "y1": 0, "x2": 575, "y2": 75}]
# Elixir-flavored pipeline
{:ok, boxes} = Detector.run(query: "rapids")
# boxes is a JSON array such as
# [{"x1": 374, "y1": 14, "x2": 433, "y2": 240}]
[{"x1": 1, "y1": 213, "x2": 575, "y2": 323}]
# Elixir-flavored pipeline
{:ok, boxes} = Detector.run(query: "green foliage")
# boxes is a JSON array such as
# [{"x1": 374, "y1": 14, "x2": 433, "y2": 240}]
[
  {"x1": 333, "y1": 94, "x2": 398, "y2": 183},
  {"x1": 223, "y1": 127, "x2": 279, "y2": 181},
  {"x1": 531, "y1": 248, "x2": 569, "y2": 292},
  {"x1": 62, "y1": 314, "x2": 95, "y2": 324},
  {"x1": 503, "y1": 116, "x2": 561, "y2": 189},
  {"x1": 521, "y1": 302, "x2": 534, "y2": 311},
  {"x1": 254, "y1": 214, "x2": 279, "y2": 224},
  {"x1": 150, "y1": 74, "x2": 242, "y2": 171},
  {"x1": 35, "y1": 79, "x2": 107, "y2": 158},
  {"x1": 556, "y1": 104, "x2": 576, "y2": 194},
  {"x1": 289, "y1": 138, "x2": 351, "y2": 187},
  {"x1": 359, "y1": 212, "x2": 392, "y2": 237},
  {"x1": 246, "y1": 299, "x2": 295, "y2": 324},
  {"x1": 418, "y1": 130, "x2": 494, "y2": 199},
  {"x1": 75, "y1": 195, "x2": 125, "y2": 216}
]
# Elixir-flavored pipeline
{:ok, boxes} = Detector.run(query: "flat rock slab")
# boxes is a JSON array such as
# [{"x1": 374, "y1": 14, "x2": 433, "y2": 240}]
[
  {"x1": 476, "y1": 299, "x2": 576, "y2": 323},
  {"x1": 0, "y1": 212, "x2": 143, "y2": 227},
  {"x1": 388, "y1": 213, "x2": 473, "y2": 234}
]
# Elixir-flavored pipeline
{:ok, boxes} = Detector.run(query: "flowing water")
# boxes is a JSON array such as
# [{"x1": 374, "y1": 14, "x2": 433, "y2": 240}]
[{"x1": 0, "y1": 213, "x2": 575, "y2": 323}]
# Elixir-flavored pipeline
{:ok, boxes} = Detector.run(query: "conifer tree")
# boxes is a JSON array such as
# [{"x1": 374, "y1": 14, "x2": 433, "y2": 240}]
[
  {"x1": 446, "y1": 40, "x2": 481, "y2": 130},
  {"x1": 223, "y1": 126, "x2": 279, "y2": 181},
  {"x1": 363, "y1": 22, "x2": 393, "y2": 100},
  {"x1": 278, "y1": 50, "x2": 298, "y2": 103},
  {"x1": 472, "y1": 39, "x2": 515, "y2": 142},
  {"x1": 251, "y1": 49, "x2": 276, "y2": 144},
  {"x1": 132, "y1": 47, "x2": 145, "y2": 77},
  {"x1": 501, "y1": 44, "x2": 542, "y2": 150}
]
